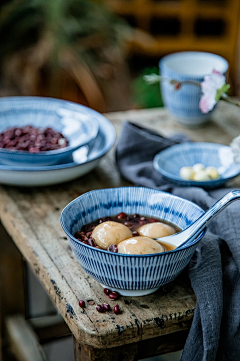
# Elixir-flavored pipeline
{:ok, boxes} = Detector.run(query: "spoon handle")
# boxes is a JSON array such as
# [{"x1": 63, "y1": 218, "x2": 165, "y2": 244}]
[{"x1": 177, "y1": 190, "x2": 240, "y2": 248}]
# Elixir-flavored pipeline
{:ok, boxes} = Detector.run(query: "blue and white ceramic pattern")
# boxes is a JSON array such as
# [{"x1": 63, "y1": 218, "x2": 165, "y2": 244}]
[
  {"x1": 153, "y1": 142, "x2": 240, "y2": 189},
  {"x1": 0, "y1": 109, "x2": 115, "y2": 187},
  {"x1": 60, "y1": 187, "x2": 206, "y2": 296},
  {"x1": 159, "y1": 52, "x2": 228, "y2": 126},
  {"x1": 0, "y1": 96, "x2": 100, "y2": 166}
]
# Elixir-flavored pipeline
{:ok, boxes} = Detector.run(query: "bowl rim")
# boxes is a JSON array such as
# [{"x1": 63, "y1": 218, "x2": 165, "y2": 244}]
[
  {"x1": 159, "y1": 51, "x2": 229, "y2": 78},
  {"x1": 60, "y1": 186, "x2": 206, "y2": 257},
  {"x1": 153, "y1": 142, "x2": 240, "y2": 186},
  {"x1": 0, "y1": 96, "x2": 100, "y2": 157}
]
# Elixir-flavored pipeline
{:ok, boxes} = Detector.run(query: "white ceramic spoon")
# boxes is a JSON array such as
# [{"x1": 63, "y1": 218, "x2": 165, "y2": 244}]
[{"x1": 155, "y1": 190, "x2": 240, "y2": 249}]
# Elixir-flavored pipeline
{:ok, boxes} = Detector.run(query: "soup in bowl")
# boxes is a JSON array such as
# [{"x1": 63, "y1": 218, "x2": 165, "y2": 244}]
[
  {"x1": 60, "y1": 187, "x2": 205, "y2": 296},
  {"x1": 73, "y1": 212, "x2": 180, "y2": 254}
]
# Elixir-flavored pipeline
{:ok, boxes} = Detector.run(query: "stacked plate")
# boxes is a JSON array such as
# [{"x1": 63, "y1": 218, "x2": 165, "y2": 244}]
[{"x1": 0, "y1": 97, "x2": 115, "y2": 186}]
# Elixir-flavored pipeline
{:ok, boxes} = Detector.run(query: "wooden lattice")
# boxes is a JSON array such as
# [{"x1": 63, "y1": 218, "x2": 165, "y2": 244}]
[{"x1": 106, "y1": 0, "x2": 240, "y2": 89}]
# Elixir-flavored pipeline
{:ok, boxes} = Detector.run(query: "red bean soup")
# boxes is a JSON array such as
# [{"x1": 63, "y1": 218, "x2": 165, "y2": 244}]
[{"x1": 74, "y1": 213, "x2": 181, "y2": 255}]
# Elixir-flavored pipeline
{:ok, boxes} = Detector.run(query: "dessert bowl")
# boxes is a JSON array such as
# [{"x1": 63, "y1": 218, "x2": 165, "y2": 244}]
[
  {"x1": 0, "y1": 96, "x2": 99, "y2": 166},
  {"x1": 0, "y1": 112, "x2": 115, "y2": 186},
  {"x1": 60, "y1": 187, "x2": 206, "y2": 296},
  {"x1": 153, "y1": 142, "x2": 240, "y2": 189}
]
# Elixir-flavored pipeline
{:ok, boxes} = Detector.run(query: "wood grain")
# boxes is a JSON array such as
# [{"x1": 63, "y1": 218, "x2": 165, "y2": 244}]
[
  {"x1": 74, "y1": 329, "x2": 190, "y2": 361},
  {"x1": 0, "y1": 104, "x2": 239, "y2": 354}
]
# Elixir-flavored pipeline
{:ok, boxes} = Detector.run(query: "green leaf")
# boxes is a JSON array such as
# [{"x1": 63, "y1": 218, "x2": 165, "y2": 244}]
[{"x1": 215, "y1": 83, "x2": 230, "y2": 101}]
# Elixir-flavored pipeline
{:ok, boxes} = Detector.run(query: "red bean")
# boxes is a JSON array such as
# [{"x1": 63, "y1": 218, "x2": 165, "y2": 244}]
[
  {"x1": 132, "y1": 231, "x2": 139, "y2": 236},
  {"x1": 104, "y1": 288, "x2": 111, "y2": 295},
  {"x1": 96, "y1": 305, "x2": 104, "y2": 313},
  {"x1": 116, "y1": 212, "x2": 127, "y2": 219},
  {"x1": 88, "y1": 238, "x2": 95, "y2": 247},
  {"x1": 108, "y1": 244, "x2": 118, "y2": 253},
  {"x1": 133, "y1": 214, "x2": 139, "y2": 218},
  {"x1": 79, "y1": 300, "x2": 85, "y2": 308},
  {"x1": 109, "y1": 291, "x2": 119, "y2": 300},
  {"x1": 51, "y1": 138, "x2": 58, "y2": 144},
  {"x1": 15, "y1": 129, "x2": 22, "y2": 136},
  {"x1": 149, "y1": 218, "x2": 159, "y2": 223},
  {"x1": 113, "y1": 305, "x2": 120, "y2": 314},
  {"x1": 102, "y1": 303, "x2": 111, "y2": 311},
  {"x1": 124, "y1": 222, "x2": 133, "y2": 227}
]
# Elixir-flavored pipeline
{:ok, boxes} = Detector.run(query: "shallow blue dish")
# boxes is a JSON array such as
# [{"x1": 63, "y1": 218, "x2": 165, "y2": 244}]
[
  {"x1": 0, "y1": 108, "x2": 115, "y2": 186},
  {"x1": 153, "y1": 142, "x2": 240, "y2": 189},
  {"x1": 0, "y1": 96, "x2": 99, "y2": 166},
  {"x1": 60, "y1": 187, "x2": 206, "y2": 296}
]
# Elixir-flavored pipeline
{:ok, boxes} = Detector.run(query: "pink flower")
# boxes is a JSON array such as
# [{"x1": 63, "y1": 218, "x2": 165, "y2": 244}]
[{"x1": 199, "y1": 69, "x2": 226, "y2": 113}]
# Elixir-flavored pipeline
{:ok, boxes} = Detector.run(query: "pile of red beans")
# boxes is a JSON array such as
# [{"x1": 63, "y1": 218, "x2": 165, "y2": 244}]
[
  {"x1": 0, "y1": 125, "x2": 69, "y2": 152},
  {"x1": 79, "y1": 288, "x2": 121, "y2": 314}
]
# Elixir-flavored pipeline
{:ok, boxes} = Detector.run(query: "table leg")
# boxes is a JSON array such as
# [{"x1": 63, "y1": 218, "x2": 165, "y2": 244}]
[
  {"x1": 74, "y1": 339, "x2": 138, "y2": 361},
  {"x1": 0, "y1": 222, "x2": 26, "y2": 355},
  {"x1": 0, "y1": 278, "x2": 2, "y2": 361}
]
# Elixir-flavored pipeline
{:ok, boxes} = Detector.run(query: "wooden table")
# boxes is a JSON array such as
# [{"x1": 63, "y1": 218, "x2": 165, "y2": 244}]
[{"x1": 0, "y1": 101, "x2": 240, "y2": 361}]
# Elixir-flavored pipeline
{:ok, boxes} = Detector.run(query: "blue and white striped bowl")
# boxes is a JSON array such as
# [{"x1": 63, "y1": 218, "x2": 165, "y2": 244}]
[
  {"x1": 159, "y1": 52, "x2": 228, "y2": 126},
  {"x1": 60, "y1": 187, "x2": 206, "y2": 296},
  {"x1": 153, "y1": 142, "x2": 240, "y2": 189},
  {"x1": 0, "y1": 96, "x2": 99, "y2": 166}
]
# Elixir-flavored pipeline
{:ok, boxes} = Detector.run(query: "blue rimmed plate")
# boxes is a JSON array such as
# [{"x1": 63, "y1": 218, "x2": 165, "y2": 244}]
[
  {"x1": 153, "y1": 142, "x2": 240, "y2": 189},
  {"x1": 0, "y1": 96, "x2": 100, "y2": 166},
  {"x1": 0, "y1": 110, "x2": 115, "y2": 187}
]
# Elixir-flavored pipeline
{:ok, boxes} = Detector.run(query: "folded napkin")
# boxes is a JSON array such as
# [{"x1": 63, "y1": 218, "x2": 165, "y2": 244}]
[{"x1": 116, "y1": 121, "x2": 240, "y2": 361}]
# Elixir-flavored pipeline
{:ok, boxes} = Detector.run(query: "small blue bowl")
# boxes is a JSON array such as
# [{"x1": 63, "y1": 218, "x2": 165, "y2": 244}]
[
  {"x1": 60, "y1": 187, "x2": 206, "y2": 296},
  {"x1": 153, "y1": 142, "x2": 240, "y2": 189},
  {"x1": 0, "y1": 96, "x2": 99, "y2": 166}
]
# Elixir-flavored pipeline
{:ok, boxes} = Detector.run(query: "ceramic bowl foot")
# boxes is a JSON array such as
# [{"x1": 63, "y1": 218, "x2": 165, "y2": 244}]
[{"x1": 100, "y1": 283, "x2": 160, "y2": 296}]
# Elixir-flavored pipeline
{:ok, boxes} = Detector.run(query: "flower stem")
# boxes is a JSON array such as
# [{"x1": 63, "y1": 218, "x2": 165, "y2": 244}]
[
  {"x1": 143, "y1": 74, "x2": 201, "y2": 87},
  {"x1": 220, "y1": 93, "x2": 240, "y2": 107}
]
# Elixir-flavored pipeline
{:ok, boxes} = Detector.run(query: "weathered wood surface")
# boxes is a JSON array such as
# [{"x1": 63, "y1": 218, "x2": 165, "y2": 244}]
[
  {"x1": 0, "y1": 102, "x2": 239, "y2": 351},
  {"x1": 74, "y1": 329, "x2": 190, "y2": 361}
]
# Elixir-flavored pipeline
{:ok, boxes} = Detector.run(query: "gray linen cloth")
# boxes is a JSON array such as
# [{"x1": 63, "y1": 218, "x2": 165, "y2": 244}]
[{"x1": 115, "y1": 121, "x2": 240, "y2": 361}]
